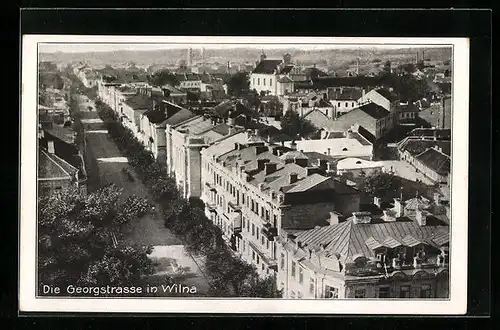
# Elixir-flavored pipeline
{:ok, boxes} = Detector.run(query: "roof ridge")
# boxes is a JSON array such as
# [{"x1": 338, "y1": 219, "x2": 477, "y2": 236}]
[{"x1": 40, "y1": 148, "x2": 76, "y2": 177}]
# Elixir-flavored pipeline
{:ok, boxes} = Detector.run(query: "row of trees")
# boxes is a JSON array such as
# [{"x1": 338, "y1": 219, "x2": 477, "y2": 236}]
[{"x1": 95, "y1": 100, "x2": 282, "y2": 297}]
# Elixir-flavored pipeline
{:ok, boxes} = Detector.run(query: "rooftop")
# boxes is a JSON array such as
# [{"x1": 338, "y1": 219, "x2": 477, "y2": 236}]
[
  {"x1": 124, "y1": 94, "x2": 153, "y2": 110},
  {"x1": 327, "y1": 88, "x2": 363, "y2": 101},
  {"x1": 358, "y1": 102, "x2": 391, "y2": 120},
  {"x1": 252, "y1": 60, "x2": 283, "y2": 74},
  {"x1": 415, "y1": 148, "x2": 451, "y2": 176},
  {"x1": 38, "y1": 147, "x2": 78, "y2": 180},
  {"x1": 375, "y1": 88, "x2": 399, "y2": 102},
  {"x1": 398, "y1": 137, "x2": 451, "y2": 157}
]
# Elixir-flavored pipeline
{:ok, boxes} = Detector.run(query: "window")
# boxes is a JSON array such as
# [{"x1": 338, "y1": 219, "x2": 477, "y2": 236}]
[
  {"x1": 352, "y1": 102, "x2": 355, "y2": 107},
  {"x1": 338, "y1": 102, "x2": 341, "y2": 107},
  {"x1": 256, "y1": 255, "x2": 260, "y2": 264},
  {"x1": 261, "y1": 206, "x2": 265, "y2": 217},
  {"x1": 242, "y1": 217, "x2": 245, "y2": 228},
  {"x1": 261, "y1": 264, "x2": 265, "y2": 271},
  {"x1": 399, "y1": 286, "x2": 411, "y2": 298},
  {"x1": 266, "y1": 240, "x2": 269, "y2": 250},
  {"x1": 270, "y1": 78, "x2": 272, "y2": 86},
  {"x1": 298, "y1": 267, "x2": 304, "y2": 284},
  {"x1": 280, "y1": 253, "x2": 285, "y2": 270},
  {"x1": 252, "y1": 78, "x2": 255, "y2": 86},
  {"x1": 261, "y1": 236, "x2": 265, "y2": 245},
  {"x1": 345, "y1": 102, "x2": 348, "y2": 107},
  {"x1": 252, "y1": 251, "x2": 255, "y2": 260},
  {"x1": 263, "y1": 78, "x2": 266, "y2": 86},
  {"x1": 325, "y1": 285, "x2": 339, "y2": 298},
  {"x1": 257, "y1": 78, "x2": 260, "y2": 85},
  {"x1": 252, "y1": 223, "x2": 255, "y2": 236},
  {"x1": 420, "y1": 285, "x2": 432, "y2": 298},
  {"x1": 242, "y1": 241, "x2": 245, "y2": 252},
  {"x1": 291, "y1": 261, "x2": 296, "y2": 278},
  {"x1": 378, "y1": 287, "x2": 390, "y2": 298},
  {"x1": 256, "y1": 229, "x2": 259, "y2": 240},
  {"x1": 354, "y1": 289, "x2": 366, "y2": 298},
  {"x1": 309, "y1": 278, "x2": 315, "y2": 294}
]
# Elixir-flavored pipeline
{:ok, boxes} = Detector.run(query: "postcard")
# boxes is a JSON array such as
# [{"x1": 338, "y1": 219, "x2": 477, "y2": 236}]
[{"x1": 20, "y1": 35, "x2": 469, "y2": 314}]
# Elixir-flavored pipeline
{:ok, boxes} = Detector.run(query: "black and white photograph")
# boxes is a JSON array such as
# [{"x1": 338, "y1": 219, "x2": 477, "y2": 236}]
[{"x1": 20, "y1": 35, "x2": 469, "y2": 314}]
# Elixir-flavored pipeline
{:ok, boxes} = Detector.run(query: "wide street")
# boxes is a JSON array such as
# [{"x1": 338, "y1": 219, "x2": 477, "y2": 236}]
[{"x1": 74, "y1": 93, "x2": 210, "y2": 294}]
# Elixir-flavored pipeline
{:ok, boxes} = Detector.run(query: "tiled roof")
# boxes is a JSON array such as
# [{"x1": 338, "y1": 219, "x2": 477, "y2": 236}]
[
  {"x1": 144, "y1": 110, "x2": 167, "y2": 124},
  {"x1": 375, "y1": 88, "x2": 399, "y2": 102},
  {"x1": 175, "y1": 115, "x2": 215, "y2": 135},
  {"x1": 358, "y1": 102, "x2": 391, "y2": 120},
  {"x1": 398, "y1": 137, "x2": 451, "y2": 157},
  {"x1": 280, "y1": 65, "x2": 294, "y2": 74},
  {"x1": 294, "y1": 217, "x2": 449, "y2": 263},
  {"x1": 124, "y1": 94, "x2": 153, "y2": 110},
  {"x1": 38, "y1": 148, "x2": 78, "y2": 180},
  {"x1": 44, "y1": 125, "x2": 76, "y2": 145},
  {"x1": 252, "y1": 60, "x2": 283, "y2": 74},
  {"x1": 165, "y1": 107, "x2": 196, "y2": 125},
  {"x1": 415, "y1": 148, "x2": 451, "y2": 176}
]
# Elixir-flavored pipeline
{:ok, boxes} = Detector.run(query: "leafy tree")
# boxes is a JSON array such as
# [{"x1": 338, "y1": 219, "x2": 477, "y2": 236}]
[
  {"x1": 280, "y1": 110, "x2": 316, "y2": 138},
  {"x1": 148, "y1": 69, "x2": 179, "y2": 87},
  {"x1": 362, "y1": 172, "x2": 402, "y2": 198},
  {"x1": 226, "y1": 72, "x2": 250, "y2": 97},
  {"x1": 38, "y1": 185, "x2": 155, "y2": 294}
]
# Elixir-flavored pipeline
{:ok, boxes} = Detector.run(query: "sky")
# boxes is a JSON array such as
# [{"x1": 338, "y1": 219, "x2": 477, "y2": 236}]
[{"x1": 37, "y1": 37, "x2": 453, "y2": 53}]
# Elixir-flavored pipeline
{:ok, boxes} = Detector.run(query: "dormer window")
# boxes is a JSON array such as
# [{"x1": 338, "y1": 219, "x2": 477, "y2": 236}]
[{"x1": 342, "y1": 148, "x2": 348, "y2": 151}]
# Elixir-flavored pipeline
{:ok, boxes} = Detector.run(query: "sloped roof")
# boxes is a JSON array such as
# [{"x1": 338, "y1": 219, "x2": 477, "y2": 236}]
[
  {"x1": 124, "y1": 94, "x2": 153, "y2": 110},
  {"x1": 252, "y1": 60, "x2": 283, "y2": 74},
  {"x1": 358, "y1": 102, "x2": 391, "y2": 120},
  {"x1": 38, "y1": 148, "x2": 78, "y2": 180},
  {"x1": 278, "y1": 76, "x2": 294, "y2": 83},
  {"x1": 398, "y1": 138, "x2": 451, "y2": 157},
  {"x1": 375, "y1": 88, "x2": 399, "y2": 102},
  {"x1": 415, "y1": 148, "x2": 451, "y2": 176},
  {"x1": 165, "y1": 107, "x2": 196, "y2": 125},
  {"x1": 294, "y1": 217, "x2": 449, "y2": 263},
  {"x1": 280, "y1": 65, "x2": 294, "y2": 74},
  {"x1": 144, "y1": 110, "x2": 167, "y2": 124}
]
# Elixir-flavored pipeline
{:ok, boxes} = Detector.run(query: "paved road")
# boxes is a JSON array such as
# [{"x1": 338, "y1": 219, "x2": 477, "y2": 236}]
[
  {"x1": 76, "y1": 94, "x2": 181, "y2": 246},
  {"x1": 75, "y1": 94, "x2": 210, "y2": 294}
]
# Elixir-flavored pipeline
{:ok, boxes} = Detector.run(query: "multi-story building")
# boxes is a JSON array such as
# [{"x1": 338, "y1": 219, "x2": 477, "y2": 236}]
[
  {"x1": 276, "y1": 196, "x2": 450, "y2": 299},
  {"x1": 250, "y1": 53, "x2": 297, "y2": 96},
  {"x1": 166, "y1": 112, "x2": 243, "y2": 199},
  {"x1": 200, "y1": 132, "x2": 361, "y2": 278},
  {"x1": 327, "y1": 87, "x2": 365, "y2": 118},
  {"x1": 358, "y1": 88, "x2": 399, "y2": 113}
]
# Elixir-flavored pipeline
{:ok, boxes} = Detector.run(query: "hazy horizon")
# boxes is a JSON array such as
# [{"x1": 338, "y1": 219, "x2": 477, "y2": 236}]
[{"x1": 39, "y1": 43, "x2": 451, "y2": 54}]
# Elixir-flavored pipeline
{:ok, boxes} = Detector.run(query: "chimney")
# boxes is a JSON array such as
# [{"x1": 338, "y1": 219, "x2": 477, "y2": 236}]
[
  {"x1": 352, "y1": 211, "x2": 371, "y2": 224},
  {"x1": 306, "y1": 166, "x2": 320, "y2": 176},
  {"x1": 47, "y1": 140, "x2": 55, "y2": 154},
  {"x1": 382, "y1": 209, "x2": 397, "y2": 222},
  {"x1": 328, "y1": 211, "x2": 343, "y2": 225},
  {"x1": 289, "y1": 172, "x2": 298, "y2": 184},
  {"x1": 394, "y1": 198, "x2": 405, "y2": 217},
  {"x1": 346, "y1": 129, "x2": 354, "y2": 139},
  {"x1": 415, "y1": 208, "x2": 427, "y2": 226},
  {"x1": 294, "y1": 157, "x2": 309, "y2": 168},
  {"x1": 264, "y1": 162, "x2": 277, "y2": 175},
  {"x1": 326, "y1": 162, "x2": 337, "y2": 174},
  {"x1": 255, "y1": 145, "x2": 268, "y2": 155},
  {"x1": 257, "y1": 158, "x2": 270, "y2": 171},
  {"x1": 373, "y1": 196, "x2": 381, "y2": 208}
]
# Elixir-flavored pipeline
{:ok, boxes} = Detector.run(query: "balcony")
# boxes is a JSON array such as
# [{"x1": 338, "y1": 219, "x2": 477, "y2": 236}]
[
  {"x1": 262, "y1": 222, "x2": 278, "y2": 241},
  {"x1": 205, "y1": 182, "x2": 217, "y2": 192},
  {"x1": 206, "y1": 203, "x2": 217, "y2": 213}
]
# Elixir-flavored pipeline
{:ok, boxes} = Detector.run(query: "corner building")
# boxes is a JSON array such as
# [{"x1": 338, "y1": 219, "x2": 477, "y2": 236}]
[{"x1": 200, "y1": 131, "x2": 361, "y2": 278}]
